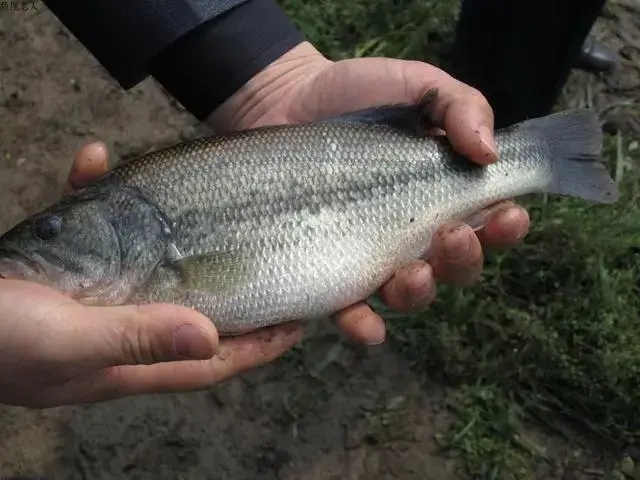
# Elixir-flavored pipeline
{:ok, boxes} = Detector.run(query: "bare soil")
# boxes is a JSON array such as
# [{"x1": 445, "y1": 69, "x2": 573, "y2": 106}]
[{"x1": 0, "y1": 3, "x2": 638, "y2": 480}]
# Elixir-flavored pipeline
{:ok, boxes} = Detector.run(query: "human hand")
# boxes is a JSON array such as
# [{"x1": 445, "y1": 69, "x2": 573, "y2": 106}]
[
  {"x1": 209, "y1": 42, "x2": 530, "y2": 345},
  {"x1": 0, "y1": 278, "x2": 301, "y2": 408}
]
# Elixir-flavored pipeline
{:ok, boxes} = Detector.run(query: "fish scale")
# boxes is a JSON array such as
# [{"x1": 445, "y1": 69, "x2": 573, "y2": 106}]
[
  {"x1": 0, "y1": 106, "x2": 619, "y2": 334},
  {"x1": 113, "y1": 123, "x2": 545, "y2": 332}
]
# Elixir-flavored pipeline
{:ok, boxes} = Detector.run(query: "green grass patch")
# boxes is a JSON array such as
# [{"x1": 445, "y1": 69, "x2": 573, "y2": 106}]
[{"x1": 277, "y1": 0, "x2": 459, "y2": 63}]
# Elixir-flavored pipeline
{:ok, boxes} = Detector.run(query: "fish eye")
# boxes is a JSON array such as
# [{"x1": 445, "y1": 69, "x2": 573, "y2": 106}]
[{"x1": 34, "y1": 215, "x2": 62, "y2": 241}]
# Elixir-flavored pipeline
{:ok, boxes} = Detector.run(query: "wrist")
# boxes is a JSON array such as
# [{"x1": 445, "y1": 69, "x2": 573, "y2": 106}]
[
  {"x1": 205, "y1": 41, "x2": 332, "y2": 131},
  {"x1": 149, "y1": 0, "x2": 307, "y2": 123}
]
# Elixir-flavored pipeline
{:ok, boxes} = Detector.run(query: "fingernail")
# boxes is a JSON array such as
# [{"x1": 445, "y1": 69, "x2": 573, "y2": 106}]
[
  {"x1": 496, "y1": 206, "x2": 529, "y2": 241},
  {"x1": 173, "y1": 324, "x2": 214, "y2": 359},
  {"x1": 366, "y1": 336, "x2": 386, "y2": 346},
  {"x1": 476, "y1": 125, "x2": 498, "y2": 162}
]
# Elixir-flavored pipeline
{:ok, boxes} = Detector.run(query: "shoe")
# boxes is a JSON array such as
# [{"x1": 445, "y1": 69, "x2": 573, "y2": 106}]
[{"x1": 576, "y1": 35, "x2": 619, "y2": 73}]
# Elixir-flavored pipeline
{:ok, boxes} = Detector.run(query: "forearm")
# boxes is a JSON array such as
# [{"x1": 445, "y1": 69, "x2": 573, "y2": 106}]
[{"x1": 42, "y1": 0, "x2": 306, "y2": 123}]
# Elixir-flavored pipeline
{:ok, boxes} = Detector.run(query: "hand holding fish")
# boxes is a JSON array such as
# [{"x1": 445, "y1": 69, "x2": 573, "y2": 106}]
[
  {"x1": 0, "y1": 142, "x2": 305, "y2": 408},
  {"x1": 208, "y1": 42, "x2": 531, "y2": 344},
  {"x1": 0, "y1": 46, "x2": 529, "y2": 408},
  {"x1": 0, "y1": 274, "x2": 302, "y2": 407},
  {"x1": 0, "y1": 143, "x2": 302, "y2": 407},
  {"x1": 1, "y1": 43, "x2": 618, "y2": 408}
]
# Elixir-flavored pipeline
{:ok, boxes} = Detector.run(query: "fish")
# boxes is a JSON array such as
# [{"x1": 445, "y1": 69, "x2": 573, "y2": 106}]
[{"x1": 0, "y1": 98, "x2": 619, "y2": 335}]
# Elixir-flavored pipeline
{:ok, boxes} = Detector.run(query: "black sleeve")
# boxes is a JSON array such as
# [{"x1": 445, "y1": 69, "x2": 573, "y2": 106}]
[{"x1": 42, "y1": 0, "x2": 306, "y2": 120}]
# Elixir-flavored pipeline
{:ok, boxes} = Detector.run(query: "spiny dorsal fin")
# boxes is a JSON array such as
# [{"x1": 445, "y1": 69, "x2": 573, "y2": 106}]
[{"x1": 320, "y1": 88, "x2": 440, "y2": 135}]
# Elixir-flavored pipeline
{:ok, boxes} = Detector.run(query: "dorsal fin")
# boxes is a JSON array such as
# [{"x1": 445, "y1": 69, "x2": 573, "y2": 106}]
[{"x1": 320, "y1": 88, "x2": 439, "y2": 135}]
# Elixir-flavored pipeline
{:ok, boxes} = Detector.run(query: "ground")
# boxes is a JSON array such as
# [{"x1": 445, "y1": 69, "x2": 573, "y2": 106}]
[{"x1": 0, "y1": 2, "x2": 638, "y2": 480}]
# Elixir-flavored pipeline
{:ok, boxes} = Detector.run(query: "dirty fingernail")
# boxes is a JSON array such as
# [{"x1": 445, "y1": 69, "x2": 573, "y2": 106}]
[
  {"x1": 477, "y1": 125, "x2": 498, "y2": 161},
  {"x1": 173, "y1": 324, "x2": 215, "y2": 359},
  {"x1": 366, "y1": 336, "x2": 386, "y2": 346},
  {"x1": 495, "y1": 206, "x2": 530, "y2": 240}
]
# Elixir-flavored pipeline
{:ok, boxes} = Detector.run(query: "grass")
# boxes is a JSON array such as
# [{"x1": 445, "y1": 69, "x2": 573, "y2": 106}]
[
  {"x1": 278, "y1": 0, "x2": 459, "y2": 63},
  {"x1": 277, "y1": 0, "x2": 640, "y2": 477}
]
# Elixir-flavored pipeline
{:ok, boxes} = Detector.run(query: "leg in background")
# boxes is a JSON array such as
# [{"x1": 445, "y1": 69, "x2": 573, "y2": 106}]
[{"x1": 450, "y1": 0, "x2": 614, "y2": 128}]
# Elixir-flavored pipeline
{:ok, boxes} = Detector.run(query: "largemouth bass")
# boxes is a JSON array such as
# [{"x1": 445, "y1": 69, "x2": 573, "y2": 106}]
[{"x1": 0, "y1": 102, "x2": 619, "y2": 335}]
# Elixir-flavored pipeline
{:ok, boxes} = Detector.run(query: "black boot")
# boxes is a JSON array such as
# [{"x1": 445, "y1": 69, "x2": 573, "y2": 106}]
[{"x1": 576, "y1": 35, "x2": 619, "y2": 73}]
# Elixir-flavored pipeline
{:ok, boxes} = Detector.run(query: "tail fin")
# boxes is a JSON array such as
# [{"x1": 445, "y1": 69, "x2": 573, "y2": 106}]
[{"x1": 519, "y1": 109, "x2": 619, "y2": 204}]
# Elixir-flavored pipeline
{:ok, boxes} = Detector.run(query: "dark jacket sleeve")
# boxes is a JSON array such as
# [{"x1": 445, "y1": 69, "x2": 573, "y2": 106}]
[{"x1": 42, "y1": 0, "x2": 305, "y2": 120}]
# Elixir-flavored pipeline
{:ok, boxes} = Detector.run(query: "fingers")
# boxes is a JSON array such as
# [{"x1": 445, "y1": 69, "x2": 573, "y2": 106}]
[
  {"x1": 48, "y1": 321, "x2": 304, "y2": 404},
  {"x1": 336, "y1": 262, "x2": 436, "y2": 344},
  {"x1": 392, "y1": 61, "x2": 500, "y2": 165},
  {"x1": 429, "y1": 86, "x2": 498, "y2": 166},
  {"x1": 476, "y1": 202, "x2": 530, "y2": 250},
  {"x1": 68, "y1": 303, "x2": 219, "y2": 371},
  {"x1": 378, "y1": 260, "x2": 436, "y2": 313},
  {"x1": 397, "y1": 62, "x2": 497, "y2": 165},
  {"x1": 296, "y1": 58, "x2": 498, "y2": 166},
  {"x1": 372, "y1": 205, "x2": 526, "y2": 313},
  {"x1": 64, "y1": 141, "x2": 109, "y2": 192},
  {"x1": 430, "y1": 221, "x2": 484, "y2": 287},
  {"x1": 333, "y1": 303, "x2": 386, "y2": 345},
  {"x1": 203, "y1": 322, "x2": 303, "y2": 384}
]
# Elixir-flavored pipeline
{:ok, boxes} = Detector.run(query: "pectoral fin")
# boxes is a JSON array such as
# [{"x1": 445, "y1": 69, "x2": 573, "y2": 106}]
[{"x1": 171, "y1": 250, "x2": 254, "y2": 295}]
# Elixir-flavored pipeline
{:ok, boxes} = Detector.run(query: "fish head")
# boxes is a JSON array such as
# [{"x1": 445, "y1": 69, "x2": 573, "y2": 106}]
[{"x1": 0, "y1": 193, "x2": 123, "y2": 301}]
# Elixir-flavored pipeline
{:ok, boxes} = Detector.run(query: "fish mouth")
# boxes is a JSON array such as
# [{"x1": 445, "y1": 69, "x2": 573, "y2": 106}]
[
  {"x1": 0, "y1": 252, "x2": 39, "y2": 281},
  {"x1": 0, "y1": 244, "x2": 62, "y2": 284}
]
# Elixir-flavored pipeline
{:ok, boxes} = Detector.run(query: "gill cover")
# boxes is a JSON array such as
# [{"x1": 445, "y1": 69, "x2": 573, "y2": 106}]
[{"x1": 0, "y1": 185, "x2": 174, "y2": 305}]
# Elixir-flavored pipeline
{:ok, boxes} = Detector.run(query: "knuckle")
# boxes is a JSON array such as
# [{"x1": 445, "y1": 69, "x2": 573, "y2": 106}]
[
  {"x1": 458, "y1": 86, "x2": 487, "y2": 104},
  {"x1": 119, "y1": 309, "x2": 164, "y2": 365},
  {"x1": 450, "y1": 88, "x2": 492, "y2": 118},
  {"x1": 467, "y1": 86, "x2": 486, "y2": 101},
  {"x1": 99, "y1": 366, "x2": 133, "y2": 397}
]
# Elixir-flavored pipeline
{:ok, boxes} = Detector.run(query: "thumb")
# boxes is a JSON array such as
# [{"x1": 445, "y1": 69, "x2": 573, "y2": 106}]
[
  {"x1": 71, "y1": 303, "x2": 219, "y2": 370},
  {"x1": 64, "y1": 141, "x2": 109, "y2": 193}
]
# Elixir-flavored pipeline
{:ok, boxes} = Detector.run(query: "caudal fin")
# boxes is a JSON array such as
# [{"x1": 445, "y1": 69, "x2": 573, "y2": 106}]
[{"x1": 519, "y1": 109, "x2": 619, "y2": 204}]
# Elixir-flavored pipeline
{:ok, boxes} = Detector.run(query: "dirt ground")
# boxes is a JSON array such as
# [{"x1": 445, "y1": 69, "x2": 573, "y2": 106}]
[{"x1": 0, "y1": 3, "x2": 638, "y2": 480}]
